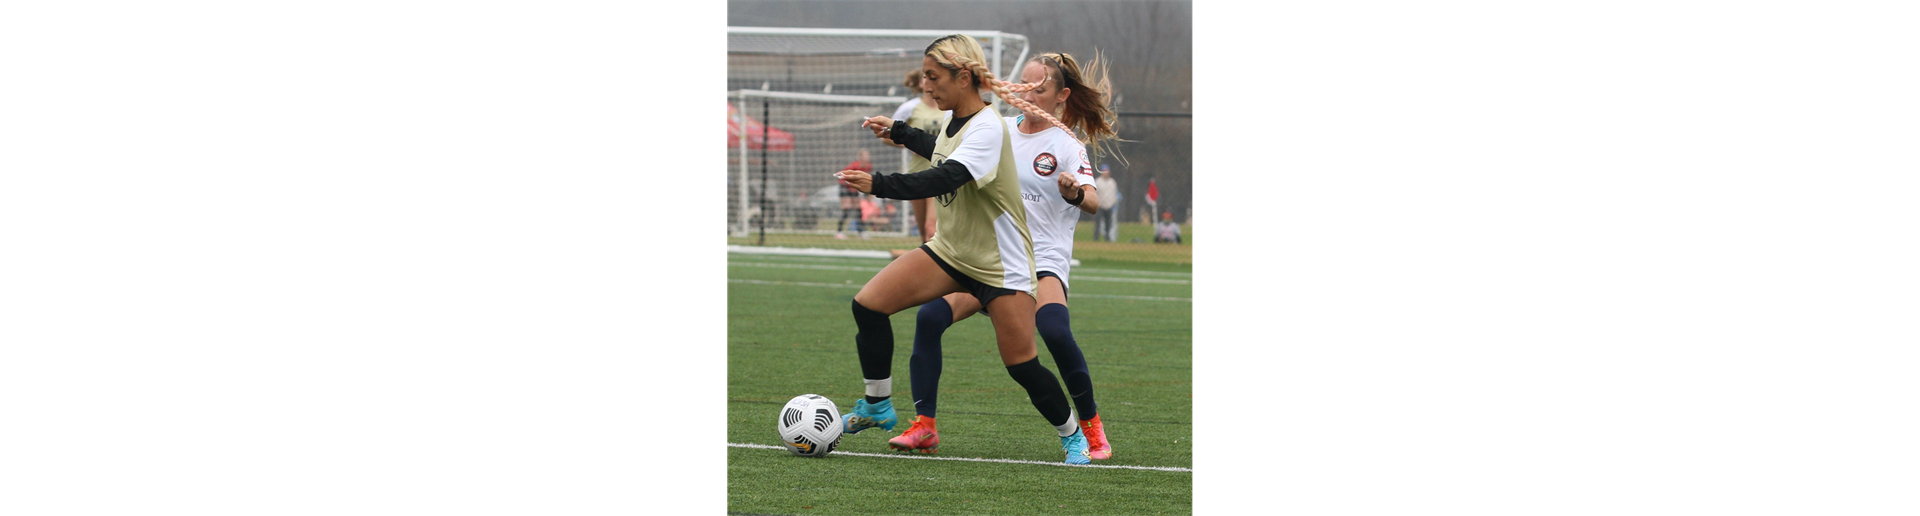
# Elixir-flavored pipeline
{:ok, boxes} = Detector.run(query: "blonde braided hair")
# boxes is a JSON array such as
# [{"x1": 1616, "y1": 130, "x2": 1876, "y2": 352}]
[
  {"x1": 995, "y1": 78, "x2": 1076, "y2": 137},
  {"x1": 925, "y1": 35, "x2": 1074, "y2": 137}
]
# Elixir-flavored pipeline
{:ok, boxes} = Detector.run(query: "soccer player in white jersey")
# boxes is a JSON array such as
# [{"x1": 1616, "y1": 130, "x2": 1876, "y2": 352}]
[
  {"x1": 833, "y1": 34, "x2": 1095, "y2": 464},
  {"x1": 872, "y1": 52, "x2": 1124, "y2": 460}
]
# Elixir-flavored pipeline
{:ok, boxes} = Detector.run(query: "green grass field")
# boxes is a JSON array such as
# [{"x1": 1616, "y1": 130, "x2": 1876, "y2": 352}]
[{"x1": 728, "y1": 251, "x2": 1193, "y2": 515}]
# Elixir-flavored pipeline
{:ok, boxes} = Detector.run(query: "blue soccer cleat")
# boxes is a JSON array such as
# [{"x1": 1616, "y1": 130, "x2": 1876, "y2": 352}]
[
  {"x1": 1061, "y1": 427, "x2": 1092, "y2": 465},
  {"x1": 842, "y1": 398, "x2": 897, "y2": 434}
]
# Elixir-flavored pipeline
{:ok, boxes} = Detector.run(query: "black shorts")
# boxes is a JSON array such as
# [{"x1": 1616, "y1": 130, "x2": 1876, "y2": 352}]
[
  {"x1": 975, "y1": 266, "x2": 1067, "y2": 314},
  {"x1": 920, "y1": 244, "x2": 1025, "y2": 311}
]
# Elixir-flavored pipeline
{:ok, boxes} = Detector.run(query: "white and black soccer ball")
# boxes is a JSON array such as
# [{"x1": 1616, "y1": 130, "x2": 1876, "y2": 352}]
[{"x1": 776, "y1": 394, "x2": 843, "y2": 457}]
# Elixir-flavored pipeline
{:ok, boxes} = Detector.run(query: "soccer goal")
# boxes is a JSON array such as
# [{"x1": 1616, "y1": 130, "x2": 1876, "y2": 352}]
[
  {"x1": 728, "y1": 27, "x2": 1031, "y2": 255},
  {"x1": 730, "y1": 89, "x2": 913, "y2": 247}
]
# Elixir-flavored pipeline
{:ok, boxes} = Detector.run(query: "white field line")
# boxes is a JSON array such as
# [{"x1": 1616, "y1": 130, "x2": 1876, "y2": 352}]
[
  {"x1": 725, "y1": 280, "x2": 864, "y2": 287},
  {"x1": 1065, "y1": 276, "x2": 1189, "y2": 285},
  {"x1": 730, "y1": 258, "x2": 1184, "y2": 277},
  {"x1": 728, "y1": 246, "x2": 1078, "y2": 267},
  {"x1": 727, "y1": 442, "x2": 1192, "y2": 472},
  {"x1": 726, "y1": 245, "x2": 893, "y2": 259},
  {"x1": 1063, "y1": 267, "x2": 1191, "y2": 278},
  {"x1": 727, "y1": 279, "x2": 1190, "y2": 302},
  {"x1": 730, "y1": 262, "x2": 883, "y2": 272},
  {"x1": 728, "y1": 255, "x2": 893, "y2": 266},
  {"x1": 730, "y1": 262, "x2": 1189, "y2": 285},
  {"x1": 1064, "y1": 293, "x2": 1192, "y2": 302},
  {"x1": 724, "y1": 250, "x2": 1188, "y2": 279}
]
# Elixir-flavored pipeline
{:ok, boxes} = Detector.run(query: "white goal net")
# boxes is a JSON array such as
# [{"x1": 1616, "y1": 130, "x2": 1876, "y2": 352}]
[{"x1": 728, "y1": 27, "x2": 1030, "y2": 254}]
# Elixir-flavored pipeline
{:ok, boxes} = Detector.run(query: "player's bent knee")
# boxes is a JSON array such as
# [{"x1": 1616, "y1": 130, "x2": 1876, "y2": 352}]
[
  {"x1": 851, "y1": 298, "x2": 890, "y2": 324},
  {"x1": 916, "y1": 297, "x2": 953, "y2": 329},
  {"x1": 1036, "y1": 303, "x2": 1072, "y2": 339},
  {"x1": 852, "y1": 291, "x2": 906, "y2": 316}
]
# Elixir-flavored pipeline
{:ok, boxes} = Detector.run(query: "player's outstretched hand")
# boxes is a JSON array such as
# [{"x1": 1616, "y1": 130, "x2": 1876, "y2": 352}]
[
  {"x1": 835, "y1": 170, "x2": 873, "y2": 194},
  {"x1": 862, "y1": 116, "x2": 895, "y2": 141}
]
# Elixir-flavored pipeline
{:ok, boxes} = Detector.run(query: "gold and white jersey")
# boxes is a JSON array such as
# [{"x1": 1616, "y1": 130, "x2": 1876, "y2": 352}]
[{"x1": 923, "y1": 111, "x2": 1034, "y2": 292}]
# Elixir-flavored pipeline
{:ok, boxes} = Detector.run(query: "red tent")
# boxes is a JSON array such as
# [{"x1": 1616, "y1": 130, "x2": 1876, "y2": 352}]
[{"x1": 727, "y1": 102, "x2": 794, "y2": 151}]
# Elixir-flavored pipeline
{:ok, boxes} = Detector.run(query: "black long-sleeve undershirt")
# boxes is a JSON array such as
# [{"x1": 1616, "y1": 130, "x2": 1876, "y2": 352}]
[
  {"x1": 868, "y1": 112, "x2": 982, "y2": 200},
  {"x1": 889, "y1": 108, "x2": 977, "y2": 159},
  {"x1": 890, "y1": 120, "x2": 937, "y2": 160},
  {"x1": 869, "y1": 159, "x2": 972, "y2": 200}
]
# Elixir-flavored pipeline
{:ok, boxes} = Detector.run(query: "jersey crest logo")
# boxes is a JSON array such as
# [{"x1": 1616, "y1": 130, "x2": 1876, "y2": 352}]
[{"x1": 1033, "y1": 152, "x2": 1058, "y2": 177}]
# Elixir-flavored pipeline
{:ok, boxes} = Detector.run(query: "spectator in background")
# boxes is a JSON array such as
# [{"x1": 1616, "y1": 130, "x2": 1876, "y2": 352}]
[
  {"x1": 1144, "y1": 176, "x2": 1160, "y2": 224},
  {"x1": 1153, "y1": 211, "x2": 1182, "y2": 244},
  {"x1": 1093, "y1": 164, "x2": 1120, "y2": 241},
  {"x1": 836, "y1": 149, "x2": 873, "y2": 239},
  {"x1": 860, "y1": 196, "x2": 898, "y2": 232}
]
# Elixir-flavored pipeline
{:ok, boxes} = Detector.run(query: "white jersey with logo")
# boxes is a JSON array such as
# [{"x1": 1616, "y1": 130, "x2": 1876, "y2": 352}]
[{"x1": 1006, "y1": 116, "x2": 1095, "y2": 287}]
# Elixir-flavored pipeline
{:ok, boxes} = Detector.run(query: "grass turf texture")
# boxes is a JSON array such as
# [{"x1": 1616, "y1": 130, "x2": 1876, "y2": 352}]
[{"x1": 729, "y1": 252, "x2": 1192, "y2": 515}]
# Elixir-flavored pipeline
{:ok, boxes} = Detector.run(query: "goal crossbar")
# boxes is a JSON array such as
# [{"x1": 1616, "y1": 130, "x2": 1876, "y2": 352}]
[
  {"x1": 730, "y1": 26, "x2": 1025, "y2": 44},
  {"x1": 729, "y1": 26, "x2": 1029, "y2": 113},
  {"x1": 736, "y1": 89, "x2": 906, "y2": 105}
]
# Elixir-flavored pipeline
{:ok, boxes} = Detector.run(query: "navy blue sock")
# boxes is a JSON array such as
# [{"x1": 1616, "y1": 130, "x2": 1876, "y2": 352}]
[
  {"x1": 1037, "y1": 303, "x2": 1096, "y2": 420},
  {"x1": 1005, "y1": 357, "x2": 1073, "y2": 428},
  {"x1": 909, "y1": 298, "x2": 953, "y2": 418},
  {"x1": 850, "y1": 299, "x2": 892, "y2": 403}
]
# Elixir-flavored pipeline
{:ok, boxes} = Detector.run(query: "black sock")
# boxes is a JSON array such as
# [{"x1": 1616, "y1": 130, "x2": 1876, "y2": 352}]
[
  {"x1": 910, "y1": 298, "x2": 954, "y2": 418},
  {"x1": 1037, "y1": 303, "x2": 1096, "y2": 420},
  {"x1": 851, "y1": 299, "x2": 893, "y2": 395},
  {"x1": 1005, "y1": 357, "x2": 1073, "y2": 428}
]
